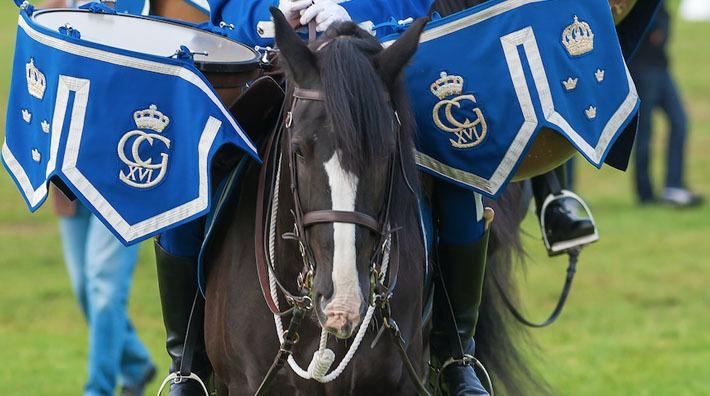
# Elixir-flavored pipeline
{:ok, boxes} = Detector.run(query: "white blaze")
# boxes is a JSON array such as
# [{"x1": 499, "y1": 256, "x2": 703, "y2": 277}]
[{"x1": 323, "y1": 152, "x2": 361, "y2": 311}]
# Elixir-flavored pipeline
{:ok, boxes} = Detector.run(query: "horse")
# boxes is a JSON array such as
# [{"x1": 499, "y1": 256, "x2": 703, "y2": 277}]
[
  {"x1": 200, "y1": 5, "x2": 547, "y2": 395},
  {"x1": 203, "y1": 12, "x2": 431, "y2": 395}
]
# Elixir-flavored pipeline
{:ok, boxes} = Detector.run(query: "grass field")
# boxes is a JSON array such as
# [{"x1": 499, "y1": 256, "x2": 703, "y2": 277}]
[{"x1": 1, "y1": 2, "x2": 709, "y2": 395}]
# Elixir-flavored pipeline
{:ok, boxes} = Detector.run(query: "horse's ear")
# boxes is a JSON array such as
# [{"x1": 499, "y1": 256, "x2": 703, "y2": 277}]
[
  {"x1": 270, "y1": 7, "x2": 318, "y2": 87},
  {"x1": 374, "y1": 17, "x2": 428, "y2": 86}
]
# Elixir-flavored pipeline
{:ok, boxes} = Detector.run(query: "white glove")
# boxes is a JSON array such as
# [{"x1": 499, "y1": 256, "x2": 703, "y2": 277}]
[
  {"x1": 300, "y1": 0, "x2": 352, "y2": 32},
  {"x1": 278, "y1": 0, "x2": 314, "y2": 27}
]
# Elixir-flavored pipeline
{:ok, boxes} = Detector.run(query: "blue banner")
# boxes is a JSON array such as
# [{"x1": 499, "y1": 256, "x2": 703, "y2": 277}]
[
  {"x1": 385, "y1": 0, "x2": 639, "y2": 198},
  {"x1": 2, "y1": 9, "x2": 258, "y2": 245}
]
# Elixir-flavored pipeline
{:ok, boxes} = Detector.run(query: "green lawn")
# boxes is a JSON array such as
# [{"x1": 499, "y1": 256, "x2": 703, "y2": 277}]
[{"x1": 1, "y1": 2, "x2": 709, "y2": 395}]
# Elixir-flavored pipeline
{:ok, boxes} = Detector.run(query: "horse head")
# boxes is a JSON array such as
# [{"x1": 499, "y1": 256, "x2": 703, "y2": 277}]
[{"x1": 272, "y1": 8, "x2": 426, "y2": 339}]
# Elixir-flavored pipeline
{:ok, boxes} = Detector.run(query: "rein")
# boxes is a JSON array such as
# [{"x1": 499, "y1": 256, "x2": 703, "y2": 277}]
[{"x1": 494, "y1": 248, "x2": 579, "y2": 328}]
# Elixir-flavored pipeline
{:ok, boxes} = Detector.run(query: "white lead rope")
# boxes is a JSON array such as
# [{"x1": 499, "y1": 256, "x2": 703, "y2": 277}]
[{"x1": 267, "y1": 154, "x2": 390, "y2": 382}]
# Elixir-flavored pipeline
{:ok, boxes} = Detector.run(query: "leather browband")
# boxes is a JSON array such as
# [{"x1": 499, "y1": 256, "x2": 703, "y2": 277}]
[
  {"x1": 293, "y1": 87, "x2": 390, "y2": 103},
  {"x1": 293, "y1": 87, "x2": 324, "y2": 101},
  {"x1": 302, "y1": 210, "x2": 380, "y2": 232}
]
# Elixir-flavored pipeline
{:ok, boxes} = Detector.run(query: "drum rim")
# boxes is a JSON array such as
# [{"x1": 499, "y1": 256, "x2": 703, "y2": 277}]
[{"x1": 31, "y1": 8, "x2": 261, "y2": 73}]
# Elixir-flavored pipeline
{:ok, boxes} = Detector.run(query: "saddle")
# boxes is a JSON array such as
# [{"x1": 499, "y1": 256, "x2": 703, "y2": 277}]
[{"x1": 198, "y1": 76, "x2": 286, "y2": 293}]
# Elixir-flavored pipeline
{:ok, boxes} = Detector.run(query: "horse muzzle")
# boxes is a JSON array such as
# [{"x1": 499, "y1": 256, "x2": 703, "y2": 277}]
[{"x1": 317, "y1": 295, "x2": 363, "y2": 339}]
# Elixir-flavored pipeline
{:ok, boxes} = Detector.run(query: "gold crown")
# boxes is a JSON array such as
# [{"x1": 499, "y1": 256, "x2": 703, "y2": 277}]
[
  {"x1": 562, "y1": 16, "x2": 594, "y2": 56},
  {"x1": 26, "y1": 58, "x2": 46, "y2": 100},
  {"x1": 32, "y1": 148, "x2": 41, "y2": 162},
  {"x1": 595, "y1": 68, "x2": 605, "y2": 82},
  {"x1": 134, "y1": 104, "x2": 170, "y2": 132},
  {"x1": 585, "y1": 106, "x2": 597, "y2": 120},
  {"x1": 430, "y1": 72, "x2": 464, "y2": 99},
  {"x1": 41, "y1": 120, "x2": 50, "y2": 133},
  {"x1": 562, "y1": 77, "x2": 578, "y2": 91},
  {"x1": 22, "y1": 109, "x2": 32, "y2": 123}
]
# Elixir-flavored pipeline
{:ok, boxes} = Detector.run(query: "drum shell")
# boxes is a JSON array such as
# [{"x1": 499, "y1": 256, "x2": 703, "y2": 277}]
[
  {"x1": 30, "y1": 8, "x2": 261, "y2": 107},
  {"x1": 205, "y1": 68, "x2": 263, "y2": 108}
]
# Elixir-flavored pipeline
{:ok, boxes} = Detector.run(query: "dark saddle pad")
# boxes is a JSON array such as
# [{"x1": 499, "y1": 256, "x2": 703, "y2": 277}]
[{"x1": 197, "y1": 76, "x2": 285, "y2": 293}]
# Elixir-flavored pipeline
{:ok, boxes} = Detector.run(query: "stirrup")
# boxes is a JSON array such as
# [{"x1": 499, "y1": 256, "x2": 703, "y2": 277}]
[
  {"x1": 156, "y1": 372, "x2": 210, "y2": 396},
  {"x1": 540, "y1": 190, "x2": 599, "y2": 256},
  {"x1": 433, "y1": 354, "x2": 494, "y2": 396}
]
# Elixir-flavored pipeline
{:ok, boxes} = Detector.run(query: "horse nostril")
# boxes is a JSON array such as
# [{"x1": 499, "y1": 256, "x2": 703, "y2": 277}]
[
  {"x1": 324, "y1": 310, "x2": 360, "y2": 339},
  {"x1": 325, "y1": 311, "x2": 348, "y2": 331}
]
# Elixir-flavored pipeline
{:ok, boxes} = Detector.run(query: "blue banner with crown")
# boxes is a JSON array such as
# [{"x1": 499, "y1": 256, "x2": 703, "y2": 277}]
[
  {"x1": 385, "y1": 0, "x2": 639, "y2": 198},
  {"x1": 2, "y1": 9, "x2": 258, "y2": 245}
]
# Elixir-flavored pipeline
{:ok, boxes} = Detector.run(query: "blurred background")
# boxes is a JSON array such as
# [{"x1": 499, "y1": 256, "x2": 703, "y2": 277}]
[{"x1": 0, "y1": 0, "x2": 708, "y2": 394}]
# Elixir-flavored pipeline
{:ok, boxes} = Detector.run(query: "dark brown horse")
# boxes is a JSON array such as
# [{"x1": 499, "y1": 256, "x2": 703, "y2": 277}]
[
  {"x1": 200, "y1": 5, "x2": 548, "y2": 395},
  {"x1": 191, "y1": 0, "x2": 652, "y2": 394},
  {"x1": 203, "y1": 11, "x2": 434, "y2": 396}
]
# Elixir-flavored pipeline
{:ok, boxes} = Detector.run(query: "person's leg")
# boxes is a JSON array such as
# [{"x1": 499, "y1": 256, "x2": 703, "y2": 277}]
[
  {"x1": 430, "y1": 180, "x2": 489, "y2": 396},
  {"x1": 631, "y1": 67, "x2": 663, "y2": 203},
  {"x1": 155, "y1": 219, "x2": 212, "y2": 396},
  {"x1": 59, "y1": 205, "x2": 95, "y2": 394},
  {"x1": 83, "y1": 212, "x2": 141, "y2": 396},
  {"x1": 659, "y1": 70, "x2": 688, "y2": 190},
  {"x1": 119, "y1": 320, "x2": 157, "y2": 395},
  {"x1": 657, "y1": 70, "x2": 704, "y2": 206},
  {"x1": 58, "y1": 205, "x2": 91, "y2": 318}
]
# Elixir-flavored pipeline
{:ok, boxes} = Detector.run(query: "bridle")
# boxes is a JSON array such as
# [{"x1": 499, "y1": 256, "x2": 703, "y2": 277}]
[
  {"x1": 254, "y1": 83, "x2": 432, "y2": 394},
  {"x1": 255, "y1": 86, "x2": 400, "y2": 319},
  {"x1": 284, "y1": 87, "x2": 400, "y2": 304}
]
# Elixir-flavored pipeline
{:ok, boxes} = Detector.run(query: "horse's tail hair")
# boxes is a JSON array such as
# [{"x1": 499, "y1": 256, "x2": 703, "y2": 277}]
[{"x1": 476, "y1": 182, "x2": 552, "y2": 395}]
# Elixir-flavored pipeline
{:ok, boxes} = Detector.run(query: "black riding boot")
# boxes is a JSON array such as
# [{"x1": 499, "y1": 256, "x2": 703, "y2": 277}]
[
  {"x1": 155, "y1": 241, "x2": 212, "y2": 396},
  {"x1": 431, "y1": 231, "x2": 491, "y2": 396},
  {"x1": 532, "y1": 165, "x2": 597, "y2": 255}
]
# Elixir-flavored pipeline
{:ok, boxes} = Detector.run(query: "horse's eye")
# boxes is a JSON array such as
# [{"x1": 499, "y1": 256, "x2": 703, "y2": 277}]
[{"x1": 293, "y1": 144, "x2": 305, "y2": 159}]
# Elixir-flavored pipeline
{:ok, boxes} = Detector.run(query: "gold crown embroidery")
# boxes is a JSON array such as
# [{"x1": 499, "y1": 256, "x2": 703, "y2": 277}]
[
  {"x1": 133, "y1": 104, "x2": 170, "y2": 133},
  {"x1": 22, "y1": 109, "x2": 32, "y2": 123},
  {"x1": 585, "y1": 106, "x2": 597, "y2": 120},
  {"x1": 430, "y1": 71, "x2": 487, "y2": 149},
  {"x1": 26, "y1": 58, "x2": 46, "y2": 100},
  {"x1": 563, "y1": 77, "x2": 578, "y2": 91},
  {"x1": 562, "y1": 16, "x2": 594, "y2": 56},
  {"x1": 595, "y1": 68, "x2": 605, "y2": 82},
  {"x1": 430, "y1": 72, "x2": 464, "y2": 99}
]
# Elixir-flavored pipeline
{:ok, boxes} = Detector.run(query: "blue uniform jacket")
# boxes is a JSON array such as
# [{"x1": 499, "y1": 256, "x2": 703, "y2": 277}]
[
  {"x1": 207, "y1": 0, "x2": 432, "y2": 47},
  {"x1": 205, "y1": 0, "x2": 659, "y2": 57}
]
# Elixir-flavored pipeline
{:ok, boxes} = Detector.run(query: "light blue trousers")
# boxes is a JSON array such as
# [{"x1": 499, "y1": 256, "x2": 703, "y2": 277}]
[{"x1": 59, "y1": 204, "x2": 153, "y2": 396}]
